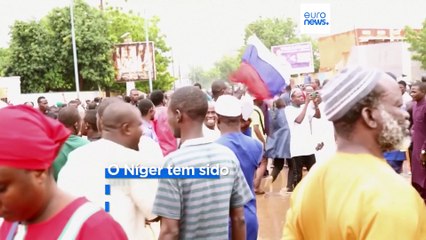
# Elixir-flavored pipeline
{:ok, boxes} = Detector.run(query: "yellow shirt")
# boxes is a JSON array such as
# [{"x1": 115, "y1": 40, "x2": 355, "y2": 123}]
[{"x1": 283, "y1": 152, "x2": 426, "y2": 240}]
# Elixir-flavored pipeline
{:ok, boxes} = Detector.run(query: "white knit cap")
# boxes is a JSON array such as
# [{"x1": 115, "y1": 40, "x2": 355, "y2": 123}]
[
  {"x1": 321, "y1": 66, "x2": 382, "y2": 121},
  {"x1": 215, "y1": 95, "x2": 242, "y2": 117}
]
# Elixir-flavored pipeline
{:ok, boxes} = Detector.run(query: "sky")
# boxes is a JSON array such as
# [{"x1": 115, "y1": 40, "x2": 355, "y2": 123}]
[{"x1": 1, "y1": 0, "x2": 425, "y2": 76}]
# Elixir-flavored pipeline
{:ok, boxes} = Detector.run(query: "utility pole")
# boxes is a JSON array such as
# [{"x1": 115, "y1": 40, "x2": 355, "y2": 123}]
[
  {"x1": 145, "y1": 10, "x2": 153, "y2": 93},
  {"x1": 70, "y1": 0, "x2": 80, "y2": 99}
]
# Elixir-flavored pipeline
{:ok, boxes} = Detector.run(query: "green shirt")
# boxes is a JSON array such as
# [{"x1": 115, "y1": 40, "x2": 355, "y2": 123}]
[{"x1": 53, "y1": 135, "x2": 89, "y2": 181}]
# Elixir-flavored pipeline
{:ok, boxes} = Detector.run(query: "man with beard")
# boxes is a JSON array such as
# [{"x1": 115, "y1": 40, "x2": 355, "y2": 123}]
[
  {"x1": 383, "y1": 73, "x2": 408, "y2": 174},
  {"x1": 283, "y1": 66, "x2": 426, "y2": 239},
  {"x1": 410, "y1": 81, "x2": 426, "y2": 204}
]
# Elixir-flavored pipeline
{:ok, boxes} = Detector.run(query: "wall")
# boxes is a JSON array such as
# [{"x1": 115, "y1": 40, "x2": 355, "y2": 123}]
[
  {"x1": 318, "y1": 30, "x2": 357, "y2": 71},
  {"x1": 0, "y1": 76, "x2": 21, "y2": 102},
  {"x1": 346, "y1": 42, "x2": 425, "y2": 83},
  {"x1": 14, "y1": 91, "x2": 105, "y2": 106}
]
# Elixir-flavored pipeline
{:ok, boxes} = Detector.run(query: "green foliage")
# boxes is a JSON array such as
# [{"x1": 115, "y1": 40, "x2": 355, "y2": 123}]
[
  {"x1": 188, "y1": 54, "x2": 240, "y2": 89},
  {"x1": 45, "y1": 0, "x2": 115, "y2": 91},
  {"x1": 5, "y1": 0, "x2": 174, "y2": 93},
  {"x1": 0, "y1": 48, "x2": 10, "y2": 76},
  {"x1": 6, "y1": 20, "x2": 66, "y2": 92},
  {"x1": 406, "y1": 20, "x2": 426, "y2": 70},
  {"x1": 189, "y1": 66, "x2": 217, "y2": 89},
  {"x1": 244, "y1": 17, "x2": 299, "y2": 48},
  {"x1": 213, "y1": 55, "x2": 240, "y2": 81}
]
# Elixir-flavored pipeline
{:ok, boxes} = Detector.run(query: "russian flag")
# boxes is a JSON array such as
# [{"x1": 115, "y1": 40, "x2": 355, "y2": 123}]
[{"x1": 230, "y1": 35, "x2": 290, "y2": 100}]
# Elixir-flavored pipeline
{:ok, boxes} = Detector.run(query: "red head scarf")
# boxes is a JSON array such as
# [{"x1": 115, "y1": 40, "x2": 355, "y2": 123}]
[{"x1": 0, "y1": 105, "x2": 70, "y2": 170}]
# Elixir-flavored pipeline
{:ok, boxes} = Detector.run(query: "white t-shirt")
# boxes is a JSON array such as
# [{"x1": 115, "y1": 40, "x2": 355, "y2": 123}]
[
  {"x1": 139, "y1": 135, "x2": 163, "y2": 159},
  {"x1": 58, "y1": 139, "x2": 164, "y2": 240},
  {"x1": 285, "y1": 104, "x2": 316, "y2": 157},
  {"x1": 202, "y1": 124, "x2": 221, "y2": 142},
  {"x1": 311, "y1": 103, "x2": 337, "y2": 164},
  {"x1": 402, "y1": 92, "x2": 412, "y2": 110}
]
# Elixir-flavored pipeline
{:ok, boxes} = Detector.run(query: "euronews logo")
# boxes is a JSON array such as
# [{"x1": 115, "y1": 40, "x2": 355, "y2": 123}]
[
  {"x1": 300, "y1": 4, "x2": 331, "y2": 34},
  {"x1": 303, "y1": 12, "x2": 329, "y2": 26}
]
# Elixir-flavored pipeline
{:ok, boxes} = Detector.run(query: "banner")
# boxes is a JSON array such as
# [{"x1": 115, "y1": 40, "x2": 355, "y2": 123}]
[
  {"x1": 271, "y1": 42, "x2": 314, "y2": 74},
  {"x1": 113, "y1": 42, "x2": 156, "y2": 82}
]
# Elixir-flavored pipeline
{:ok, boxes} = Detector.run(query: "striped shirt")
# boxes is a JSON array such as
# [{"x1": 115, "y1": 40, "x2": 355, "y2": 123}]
[{"x1": 152, "y1": 137, "x2": 253, "y2": 240}]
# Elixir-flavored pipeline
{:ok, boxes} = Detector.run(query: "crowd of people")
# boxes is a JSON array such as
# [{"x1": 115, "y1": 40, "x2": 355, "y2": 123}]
[{"x1": 1, "y1": 66, "x2": 426, "y2": 239}]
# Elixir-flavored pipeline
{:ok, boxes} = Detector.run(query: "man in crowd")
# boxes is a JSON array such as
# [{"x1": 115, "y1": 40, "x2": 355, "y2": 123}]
[
  {"x1": 285, "y1": 88, "x2": 320, "y2": 191},
  {"x1": 202, "y1": 101, "x2": 221, "y2": 141},
  {"x1": 150, "y1": 90, "x2": 177, "y2": 156},
  {"x1": 58, "y1": 102, "x2": 163, "y2": 239},
  {"x1": 215, "y1": 95, "x2": 262, "y2": 240},
  {"x1": 399, "y1": 80, "x2": 412, "y2": 110},
  {"x1": 129, "y1": 89, "x2": 140, "y2": 106},
  {"x1": 194, "y1": 82, "x2": 213, "y2": 101},
  {"x1": 251, "y1": 98, "x2": 268, "y2": 194},
  {"x1": 152, "y1": 86, "x2": 252, "y2": 239},
  {"x1": 0, "y1": 105, "x2": 127, "y2": 239},
  {"x1": 37, "y1": 96, "x2": 49, "y2": 115},
  {"x1": 283, "y1": 66, "x2": 426, "y2": 239},
  {"x1": 211, "y1": 80, "x2": 230, "y2": 101},
  {"x1": 53, "y1": 106, "x2": 89, "y2": 180},
  {"x1": 410, "y1": 81, "x2": 426, "y2": 203},
  {"x1": 137, "y1": 99, "x2": 158, "y2": 142},
  {"x1": 81, "y1": 109, "x2": 102, "y2": 141},
  {"x1": 137, "y1": 98, "x2": 164, "y2": 159},
  {"x1": 265, "y1": 98, "x2": 292, "y2": 187},
  {"x1": 383, "y1": 73, "x2": 409, "y2": 174}
]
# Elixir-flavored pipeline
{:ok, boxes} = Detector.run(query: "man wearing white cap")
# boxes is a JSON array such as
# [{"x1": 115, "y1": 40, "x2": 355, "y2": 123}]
[
  {"x1": 283, "y1": 66, "x2": 426, "y2": 239},
  {"x1": 215, "y1": 95, "x2": 263, "y2": 240}
]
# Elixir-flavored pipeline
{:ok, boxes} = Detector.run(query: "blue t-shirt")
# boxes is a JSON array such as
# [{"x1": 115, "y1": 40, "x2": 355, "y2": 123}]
[
  {"x1": 242, "y1": 127, "x2": 252, "y2": 137},
  {"x1": 384, "y1": 150, "x2": 406, "y2": 161},
  {"x1": 216, "y1": 132, "x2": 262, "y2": 240}
]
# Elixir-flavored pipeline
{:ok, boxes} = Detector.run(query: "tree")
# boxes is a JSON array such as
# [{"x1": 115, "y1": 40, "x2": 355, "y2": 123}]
[
  {"x1": 244, "y1": 18, "x2": 299, "y2": 48},
  {"x1": 45, "y1": 0, "x2": 115, "y2": 91},
  {"x1": 213, "y1": 55, "x2": 240, "y2": 81},
  {"x1": 0, "y1": 48, "x2": 10, "y2": 76},
  {"x1": 5, "y1": 0, "x2": 174, "y2": 94},
  {"x1": 243, "y1": 17, "x2": 320, "y2": 72},
  {"x1": 406, "y1": 20, "x2": 426, "y2": 70},
  {"x1": 105, "y1": 9, "x2": 175, "y2": 92},
  {"x1": 188, "y1": 66, "x2": 212, "y2": 88},
  {"x1": 6, "y1": 0, "x2": 114, "y2": 93},
  {"x1": 6, "y1": 20, "x2": 67, "y2": 92},
  {"x1": 188, "y1": 54, "x2": 240, "y2": 89}
]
